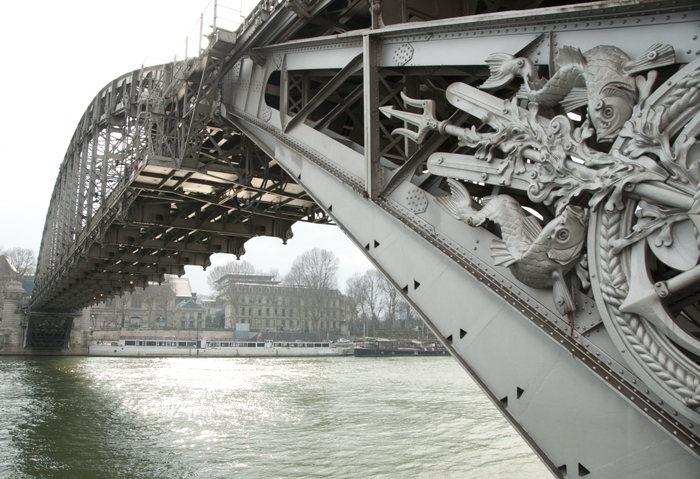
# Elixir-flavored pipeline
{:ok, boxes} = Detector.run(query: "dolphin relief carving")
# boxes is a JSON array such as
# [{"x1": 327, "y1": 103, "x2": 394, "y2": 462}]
[
  {"x1": 480, "y1": 44, "x2": 675, "y2": 142},
  {"x1": 436, "y1": 179, "x2": 589, "y2": 315}
]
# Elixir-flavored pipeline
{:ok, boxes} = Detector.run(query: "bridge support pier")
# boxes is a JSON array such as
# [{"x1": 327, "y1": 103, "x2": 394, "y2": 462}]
[
  {"x1": 69, "y1": 309, "x2": 92, "y2": 354},
  {"x1": 0, "y1": 281, "x2": 27, "y2": 354}
]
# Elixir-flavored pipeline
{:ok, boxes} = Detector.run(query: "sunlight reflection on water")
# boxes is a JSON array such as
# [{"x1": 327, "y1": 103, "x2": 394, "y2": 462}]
[{"x1": 0, "y1": 356, "x2": 551, "y2": 479}]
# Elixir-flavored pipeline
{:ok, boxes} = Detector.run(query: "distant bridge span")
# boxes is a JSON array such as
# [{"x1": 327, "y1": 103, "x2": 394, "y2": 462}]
[{"x1": 32, "y1": 0, "x2": 700, "y2": 477}]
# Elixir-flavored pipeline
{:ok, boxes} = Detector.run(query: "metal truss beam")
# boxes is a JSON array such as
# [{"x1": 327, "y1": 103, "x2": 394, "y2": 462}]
[
  {"x1": 35, "y1": 0, "x2": 700, "y2": 476},
  {"x1": 284, "y1": 52, "x2": 363, "y2": 132}
]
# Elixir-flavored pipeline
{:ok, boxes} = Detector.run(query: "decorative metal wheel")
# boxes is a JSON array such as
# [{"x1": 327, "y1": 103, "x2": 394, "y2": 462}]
[{"x1": 590, "y1": 58, "x2": 700, "y2": 423}]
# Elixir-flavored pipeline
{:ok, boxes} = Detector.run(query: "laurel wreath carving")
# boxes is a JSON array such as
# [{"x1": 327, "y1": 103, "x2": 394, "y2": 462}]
[
  {"x1": 659, "y1": 75, "x2": 700, "y2": 131},
  {"x1": 598, "y1": 208, "x2": 700, "y2": 408}
]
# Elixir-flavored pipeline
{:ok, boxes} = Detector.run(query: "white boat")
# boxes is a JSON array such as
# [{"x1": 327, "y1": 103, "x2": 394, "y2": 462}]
[{"x1": 89, "y1": 339, "x2": 353, "y2": 357}]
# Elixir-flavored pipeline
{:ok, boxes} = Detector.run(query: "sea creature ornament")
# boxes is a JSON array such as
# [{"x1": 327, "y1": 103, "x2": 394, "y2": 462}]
[
  {"x1": 480, "y1": 44, "x2": 675, "y2": 142},
  {"x1": 436, "y1": 179, "x2": 588, "y2": 315}
]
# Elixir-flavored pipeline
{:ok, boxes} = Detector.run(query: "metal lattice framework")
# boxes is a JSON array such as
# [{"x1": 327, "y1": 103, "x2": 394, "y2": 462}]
[
  {"x1": 33, "y1": 0, "x2": 700, "y2": 476},
  {"x1": 33, "y1": 55, "x2": 327, "y2": 312}
]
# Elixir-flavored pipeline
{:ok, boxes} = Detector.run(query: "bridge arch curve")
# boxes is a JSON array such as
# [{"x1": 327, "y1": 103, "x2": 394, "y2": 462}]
[{"x1": 30, "y1": 0, "x2": 700, "y2": 476}]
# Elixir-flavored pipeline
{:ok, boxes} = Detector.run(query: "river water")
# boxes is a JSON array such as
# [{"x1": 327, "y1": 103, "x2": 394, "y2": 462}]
[{"x1": 0, "y1": 356, "x2": 550, "y2": 478}]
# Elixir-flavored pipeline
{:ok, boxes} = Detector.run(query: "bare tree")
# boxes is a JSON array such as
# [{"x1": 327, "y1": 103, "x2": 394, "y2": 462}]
[
  {"x1": 112, "y1": 291, "x2": 132, "y2": 328},
  {"x1": 206, "y1": 260, "x2": 257, "y2": 292},
  {"x1": 345, "y1": 272, "x2": 365, "y2": 335},
  {"x1": 380, "y1": 275, "x2": 401, "y2": 331},
  {"x1": 398, "y1": 300, "x2": 419, "y2": 337},
  {"x1": 138, "y1": 284, "x2": 160, "y2": 327},
  {"x1": 153, "y1": 283, "x2": 176, "y2": 327},
  {"x1": 4, "y1": 247, "x2": 36, "y2": 280},
  {"x1": 284, "y1": 248, "x2": 339, "y2": 334},
  {"x1": 360, "y1": 269, "x2": 384, "y2": 337},
  {"x1": 267, "y1": 267, "x2": 280, "y2": 281}
]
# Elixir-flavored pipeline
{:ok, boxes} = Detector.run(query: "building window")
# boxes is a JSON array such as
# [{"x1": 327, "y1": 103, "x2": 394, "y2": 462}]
[
  {"x1": 197, "y1": 313, "x2": 202, "y2": 319},
  {"x1": 189, "y1": 321, "x2": 194, "y2": 328},
  {"x1": 333, "y1": 311, "x2": 336, "y2": 318},
  {"x1": 258, "y1": 308, "x2": 262, "y2": 316},
  {"x1": 282, "y1": 309, "x2": 286, "y2": 317},
  {"x1": 305, "y1": 309, "x2": 309, "y2": 318},
  {"x1": 289, "y1": 308, "x2": 293, "y2": 317},
  {"x1": 266, "y1": 308, "x2": 270, "y2": 316},
  {"x1": 282, "y1": 297, "x2": 286, "y2": 305},
  {"x1": 274, "y1": 308, "x2": 278, "y2": 316},
  {"x1": 181, "y1": 320, "x2": 186, "y2": 328},
  {"x1": 266, "y1": 320, "x2": 270, "y2": 327},
  {"x1": 248, "y1": 307, "x2": 252, "y2": 316}
]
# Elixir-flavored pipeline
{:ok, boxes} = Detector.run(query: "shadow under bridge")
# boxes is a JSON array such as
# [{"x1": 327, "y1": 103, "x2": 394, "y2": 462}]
[{"x1": 31, "y1": 62, "x2": 329, "y2": 314}]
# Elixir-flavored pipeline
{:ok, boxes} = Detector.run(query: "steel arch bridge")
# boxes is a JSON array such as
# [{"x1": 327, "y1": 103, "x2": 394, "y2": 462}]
[{"x1": 31, "y1": 0, "x2": 700, "y2": 476}]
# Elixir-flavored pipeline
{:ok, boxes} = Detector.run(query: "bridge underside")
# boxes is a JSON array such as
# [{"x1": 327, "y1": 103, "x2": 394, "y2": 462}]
[
  {"x1": 33, "y1": 0, "x2": 700, "y2": 476},
  {"x1": 31, "y1": 65, "x2": 329, "y2": 312}
]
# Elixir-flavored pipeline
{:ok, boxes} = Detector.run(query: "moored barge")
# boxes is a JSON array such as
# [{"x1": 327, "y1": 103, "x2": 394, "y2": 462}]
[
  {"x1": 353, "y1": 339, "x2": 449, "y2": 357},
  {"x1": 90, "y1": 339, "x2": 353, "y2": 357}
]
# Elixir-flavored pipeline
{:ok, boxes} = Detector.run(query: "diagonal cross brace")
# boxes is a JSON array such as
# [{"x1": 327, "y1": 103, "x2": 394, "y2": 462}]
[{"x1": 284, "y1": 52, "x2": 363, "y2": 132}]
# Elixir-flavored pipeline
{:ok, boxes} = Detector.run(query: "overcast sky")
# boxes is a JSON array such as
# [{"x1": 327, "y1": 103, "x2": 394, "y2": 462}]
[{"x1": 0, "y1": 0, "x2": 372, "y2": 295}]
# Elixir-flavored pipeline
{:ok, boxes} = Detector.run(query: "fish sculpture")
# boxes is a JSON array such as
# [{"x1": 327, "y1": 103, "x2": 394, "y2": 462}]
[
  {"x1": 436, "y1": 179, "x2": 588, "y2": 315},
  {"x1": 480, "y1": 44, "x2": 675, "y2": 142}
]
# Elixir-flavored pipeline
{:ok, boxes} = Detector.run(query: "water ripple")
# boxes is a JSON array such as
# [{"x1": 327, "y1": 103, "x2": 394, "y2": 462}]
[{"x1": 0, "y1": 356, "x2": 550, "y2": 478}]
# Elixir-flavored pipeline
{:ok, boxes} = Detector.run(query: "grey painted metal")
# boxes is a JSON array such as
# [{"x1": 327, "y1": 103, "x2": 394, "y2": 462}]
[
  {"x1": 219, "y1": 1, "x2": 700, "y2": 476},
  {"x1": 364, "y1": 34, "x2": 382, "y2": 199},
  {"x1": 35, "y1": 0, "x2": 700, "y2": 476},
  {"x1": 284, "y1": 52, "x2": 363, "y2": 132}
]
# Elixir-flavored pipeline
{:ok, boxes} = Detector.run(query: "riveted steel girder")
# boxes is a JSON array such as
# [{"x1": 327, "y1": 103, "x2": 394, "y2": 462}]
[
  {"x1": 214, "y1": 0, "x2": 700, "y2": 477},
  {"x1": 35, "y1": 0, "x2": 700, "y2": 476}
]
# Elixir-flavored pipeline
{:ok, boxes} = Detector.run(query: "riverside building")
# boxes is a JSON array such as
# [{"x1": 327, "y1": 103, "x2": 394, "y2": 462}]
[{"x1": 217, "y1": 273, "x2": 348, "y2": 334}]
